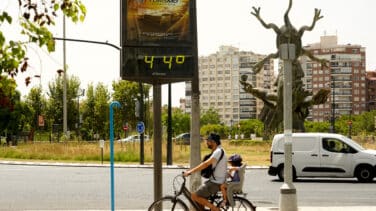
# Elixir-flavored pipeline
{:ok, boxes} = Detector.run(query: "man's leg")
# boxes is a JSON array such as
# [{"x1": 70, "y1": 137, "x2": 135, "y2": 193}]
[
  {"x1": 191, "y1": 192, "x2": 219, "y2": 211},
  {"x1": 192, "y1": 181, "x2": 220, "y2": 211}
]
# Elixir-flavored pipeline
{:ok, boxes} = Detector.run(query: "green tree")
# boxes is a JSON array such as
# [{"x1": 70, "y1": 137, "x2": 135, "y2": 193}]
[
  {"x1": 200, "y1": 108, "x2": 220, "y2": 126},
  {"x1": 0, "y1": 76, "x2": 33, "y2": 143},
  {"x1": 0, "y1": 76, "x2": 18, "y2": 134},
  {"x1": 8, "y1": 99, "x2": 33, "y2": 137},
  {"x1": 112, "y1": 81, "x2": 151, "y2": 137},
  {"x1": 0, "y1": 0, "x2": 86, "y2": 82},
  {"x1": 80, "y1": 83, "x2": 110, "y2": 140},
  {"x1": 80, "y1": 84, "x2": 95, "y2": 140},
  {"x1": 25, "y1": 86, "x2": 45, "y2": 130},
  {"x1": 45, "y1": 74, "x2": 81, "y2": 134},
  {"x1": 200, "y1": 124, "x2": 226, "y2": 138},
  {"x1": 304, "y1": 121, "x2": 330, "y2": 133},
  {"x1": 162, "y1": 106, "x2": 190, "y2": 136},
  {"x1": 93, "y1": 83, "x2": 110, "y2": 139},
  {"x1": 238, "y1": 119, "x2": 264, "y2": 138}
]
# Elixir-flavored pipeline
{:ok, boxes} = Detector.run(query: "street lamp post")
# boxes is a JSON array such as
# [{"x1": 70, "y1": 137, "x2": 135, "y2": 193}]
[
  {"x1": 330, "y1": 77, "x2": 336, "y2": 133},
  {"x1": 230, "y1": 119, "x2": 233, "y2": 140},
  {"x1": 62, "y1": 15, "x2": 68, "y2": 139},
  {"x1": 57, "y1": 69, "x2": 67, "y2": 140},
  {"x1": 77, "y1": 88, "x2": 85, "y2": 141}
]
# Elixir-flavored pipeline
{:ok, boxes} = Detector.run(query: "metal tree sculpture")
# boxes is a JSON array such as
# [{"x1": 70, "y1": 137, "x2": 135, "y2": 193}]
[{"x1": 240, "y1": 0, "x2": 330, "y2": 133}]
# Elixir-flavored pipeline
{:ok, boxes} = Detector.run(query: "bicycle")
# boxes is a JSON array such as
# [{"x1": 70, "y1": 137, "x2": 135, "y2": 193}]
[{"x1": 148, "y1": 173, "x2": 256, "y2": 211}]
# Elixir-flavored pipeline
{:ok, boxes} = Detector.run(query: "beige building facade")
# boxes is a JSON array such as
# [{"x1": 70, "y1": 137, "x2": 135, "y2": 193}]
[{"x1": 185, "y1": 46, "x2": 275, "y2": 126}]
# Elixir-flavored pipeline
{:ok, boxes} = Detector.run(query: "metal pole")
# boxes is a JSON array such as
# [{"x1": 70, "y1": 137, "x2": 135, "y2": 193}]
[
  {"x1": 279, "y1": 44, "x2": 297, "y2": 211},
  {"x1": 109, "y1": 101, "x2": 121, "y2": 211},
  {"x1": 63, "y1": 15, "x2": 68, "y2": 138},
  {"x1": 77, "y1": 93, "x2": 80, "y2": 140},
  {"x1": 348, "y1": 106, "x2": 352, "y2": 138},
  {"x1": 153, "y1": 84, "x2": 162, "y2": 203},
  {"x1": 331, "y1": 77, "x2": 336, "y2": 133},
  {"x1": 139, "y1": 82, "x2": 145, "y2": 165},
  {"x1": 167, "y1": 83, "x2": 173, "y2": 165},
  {"x1": 189, "y1": 0, "x2": 201, "y2": 193}
]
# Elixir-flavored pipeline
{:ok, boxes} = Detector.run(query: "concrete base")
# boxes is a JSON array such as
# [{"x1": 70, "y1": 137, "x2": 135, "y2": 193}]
[{"x1": 279, "y1": 183, "x2": 297, "y2": 211}]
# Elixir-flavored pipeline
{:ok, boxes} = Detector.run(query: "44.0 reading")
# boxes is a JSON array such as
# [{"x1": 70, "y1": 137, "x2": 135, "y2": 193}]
[{"x1": 144, "y1": 55, "x2": 185, "y2": 70}]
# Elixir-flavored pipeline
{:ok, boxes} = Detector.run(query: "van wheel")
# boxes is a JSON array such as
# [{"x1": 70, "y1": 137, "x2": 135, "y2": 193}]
[
  {"x1": 277, "y1": 166, "x2": 284, "y2": 181},
  {"x1": 277, "y1": 165, "x2": 297, "y2": 181},
  {"x1": 355, "y1": 165, "x2": 374, "y2": 182}
]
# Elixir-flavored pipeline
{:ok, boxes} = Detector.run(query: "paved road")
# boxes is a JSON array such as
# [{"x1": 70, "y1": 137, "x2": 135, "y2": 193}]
[{"x1": 0, "y1": 164, "x2": 375, "y2": 210}]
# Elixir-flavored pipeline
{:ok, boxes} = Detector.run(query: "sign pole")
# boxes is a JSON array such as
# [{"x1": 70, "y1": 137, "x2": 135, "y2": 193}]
[
  {"x1": 153, "y1": 84, "x2": 163, "y2": 203},
  {"x1": 109, "y1": 101, "x2": 121, "y2": 211},
  {"x1": 189, "y1": 0, "x2": 202, "y2": 193},
  {"x1": 279, "y1": 44, "x2": 297, "y2": 211}
]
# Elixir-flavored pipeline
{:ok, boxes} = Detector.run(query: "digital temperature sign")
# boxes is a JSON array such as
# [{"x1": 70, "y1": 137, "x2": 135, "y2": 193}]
[
  {"x1": 122, "y1": 46, "x2": 194, "y2": 83},
  {"x1": 121, "y1": 0, "x2": 197, "y2": 84}
]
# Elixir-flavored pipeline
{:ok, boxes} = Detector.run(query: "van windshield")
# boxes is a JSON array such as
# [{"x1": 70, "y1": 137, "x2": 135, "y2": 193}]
[{"x1": 342, "y1": 136, "x2": 365, "y2": 151}]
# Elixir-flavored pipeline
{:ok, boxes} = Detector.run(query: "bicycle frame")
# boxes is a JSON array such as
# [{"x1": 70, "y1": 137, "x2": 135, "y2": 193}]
[
  {"x1": 173, "y1": 175, "x2": 222, "y2": 211},
  {"x1": 180, "y1": 184, "x2": 203, "y2": 210},
  {"x1": 149, "y1": 174, "x2": 255, "y2": 211}
]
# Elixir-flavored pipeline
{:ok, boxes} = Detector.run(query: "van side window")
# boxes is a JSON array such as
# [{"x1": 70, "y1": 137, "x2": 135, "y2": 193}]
[{"x1": 322, "y1": 138, "x2": 356, "y2": 153}]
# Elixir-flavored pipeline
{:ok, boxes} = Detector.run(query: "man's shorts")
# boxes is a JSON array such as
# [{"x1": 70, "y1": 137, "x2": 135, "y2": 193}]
[{"x1": 195, "y1": 180, "x2": 221, "y2": 198}]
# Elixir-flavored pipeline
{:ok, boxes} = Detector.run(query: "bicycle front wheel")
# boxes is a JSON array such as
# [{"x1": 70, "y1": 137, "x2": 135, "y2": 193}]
[
  {"x1": 219, "y1": 196, "x2": 256, "y2": 211},
  {"x1": 148, "y1": 196, "x2": 189, "y2": 211}
]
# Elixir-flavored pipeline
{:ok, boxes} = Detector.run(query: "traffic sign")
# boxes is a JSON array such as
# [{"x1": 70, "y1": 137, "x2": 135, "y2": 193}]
[{"x1": 136, "y1": 121, "x2": 145, "y2": 134}]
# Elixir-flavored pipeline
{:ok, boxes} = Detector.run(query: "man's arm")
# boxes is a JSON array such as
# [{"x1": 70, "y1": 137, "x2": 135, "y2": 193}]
[{"x1": 183, "y1": 157, "x2": 216, "y2": 177}]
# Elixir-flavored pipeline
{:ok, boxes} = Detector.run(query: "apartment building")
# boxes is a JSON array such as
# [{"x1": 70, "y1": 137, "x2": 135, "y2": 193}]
[
  {"x1": 366, "y1": 71, "x2": 376, "y2": 111},
  {"x1": 185, "y1": 46, "x2": 275, "y2": 126},
  {"x1": 301, "y1": 35, "x2": 367, "y2": 122}
]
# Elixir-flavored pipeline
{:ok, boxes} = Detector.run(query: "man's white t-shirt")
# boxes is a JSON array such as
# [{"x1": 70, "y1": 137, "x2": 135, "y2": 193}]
[{"x1": 210, "y1": 146, "x2": 227, "y2": 184}]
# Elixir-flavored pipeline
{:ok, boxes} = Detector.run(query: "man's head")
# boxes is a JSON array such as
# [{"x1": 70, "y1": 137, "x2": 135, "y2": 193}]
[{"x1": 206, "y1": 133, "x2": 221, "y2": 149}]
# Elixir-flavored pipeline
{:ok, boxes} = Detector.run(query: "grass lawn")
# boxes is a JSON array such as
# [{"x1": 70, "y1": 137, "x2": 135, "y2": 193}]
[
  {"x1": 1, "y1": 136, "x2": 375, "y2": 166},
  {"x1": 0, "y1": 139, "x2": 271, "y2": 166}
]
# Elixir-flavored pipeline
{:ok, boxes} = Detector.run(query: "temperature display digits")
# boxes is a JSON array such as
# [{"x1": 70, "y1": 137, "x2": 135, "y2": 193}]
[{"x1": 144, "y1": 55, "x2": 186, "y2": 70}]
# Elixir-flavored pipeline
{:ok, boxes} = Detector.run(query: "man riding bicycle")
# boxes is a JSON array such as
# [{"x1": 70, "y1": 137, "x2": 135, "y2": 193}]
[{"x1": 183, "y1": 133, "x2": 227, "y2": 211}]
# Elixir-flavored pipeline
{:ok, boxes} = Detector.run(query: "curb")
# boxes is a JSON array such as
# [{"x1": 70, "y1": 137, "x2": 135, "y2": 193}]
[{"x1": 0, "y1": 160, "x2": 269, "y2": 169}]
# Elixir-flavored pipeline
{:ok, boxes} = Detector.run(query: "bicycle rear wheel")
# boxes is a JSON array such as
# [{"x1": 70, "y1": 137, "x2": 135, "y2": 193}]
[
  {"x1": 148, "y1": 196, "x2": 189, "y2": 211},
  {"x1": 218, "y1": 196, "x2": 256, "y2": 211}
]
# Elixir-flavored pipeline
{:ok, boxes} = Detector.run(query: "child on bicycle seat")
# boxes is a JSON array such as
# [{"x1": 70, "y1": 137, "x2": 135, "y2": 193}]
[{"x1": 220, "y1": 154, "x2": 243, "y2": 207}]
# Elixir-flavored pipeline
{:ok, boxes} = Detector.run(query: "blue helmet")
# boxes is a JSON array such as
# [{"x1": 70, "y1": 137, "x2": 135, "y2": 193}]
[{"x1": 228, "y1": 154, "x2": 242, "y2": 163}]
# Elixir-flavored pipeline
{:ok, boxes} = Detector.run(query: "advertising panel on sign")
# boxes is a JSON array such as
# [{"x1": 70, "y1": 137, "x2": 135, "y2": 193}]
[
  {"x1": 125, "y1": 0, "x2": 191, "y2": 44},
  {"x1": 121, "y1": 0, "x2": 197, "y2": 84}
]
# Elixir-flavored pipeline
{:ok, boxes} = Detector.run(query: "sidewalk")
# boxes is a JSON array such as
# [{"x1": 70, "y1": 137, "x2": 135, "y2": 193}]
[
  {"x1": 120, "y1": 208, "x2": 376, "y2": 211},
  {"x1": 122, "y1": 208, "x2": 376, "y2": 211},
  {"x1": 257, "y1": 207, "x2": 376, "y2": 211}
]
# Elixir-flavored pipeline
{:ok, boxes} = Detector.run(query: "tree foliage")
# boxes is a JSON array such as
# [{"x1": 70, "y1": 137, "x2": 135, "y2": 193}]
[
  {"x1": 238, "y1": 119, "x2": 264, "y2": 137},
  {"x1": 0, "y1": 76, "x2": 20, "y2": 134},
  {"x1": 45, "y1": 74, "x2": 80, "y2": 131},
  {"x1": 162, "y1": 106, "x2": 190, "y2": 136},
  {"x1": 200, "y1": 108, "x2": 220, "y2": 126},
  {"x1": 0, "y1": 0, "x2": 86, "y2": 83},
  {"x1": 25, "y1": 86, "x2": 44, "y2": 129},
  {"x1": 112, "y1": 81, "x2": 151, "y2": 137}
]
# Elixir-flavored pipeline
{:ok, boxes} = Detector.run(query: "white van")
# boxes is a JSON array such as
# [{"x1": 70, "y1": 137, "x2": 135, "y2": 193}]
[{"x1": 268, "y1": 133, "x2": 376, "y2": 182}]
